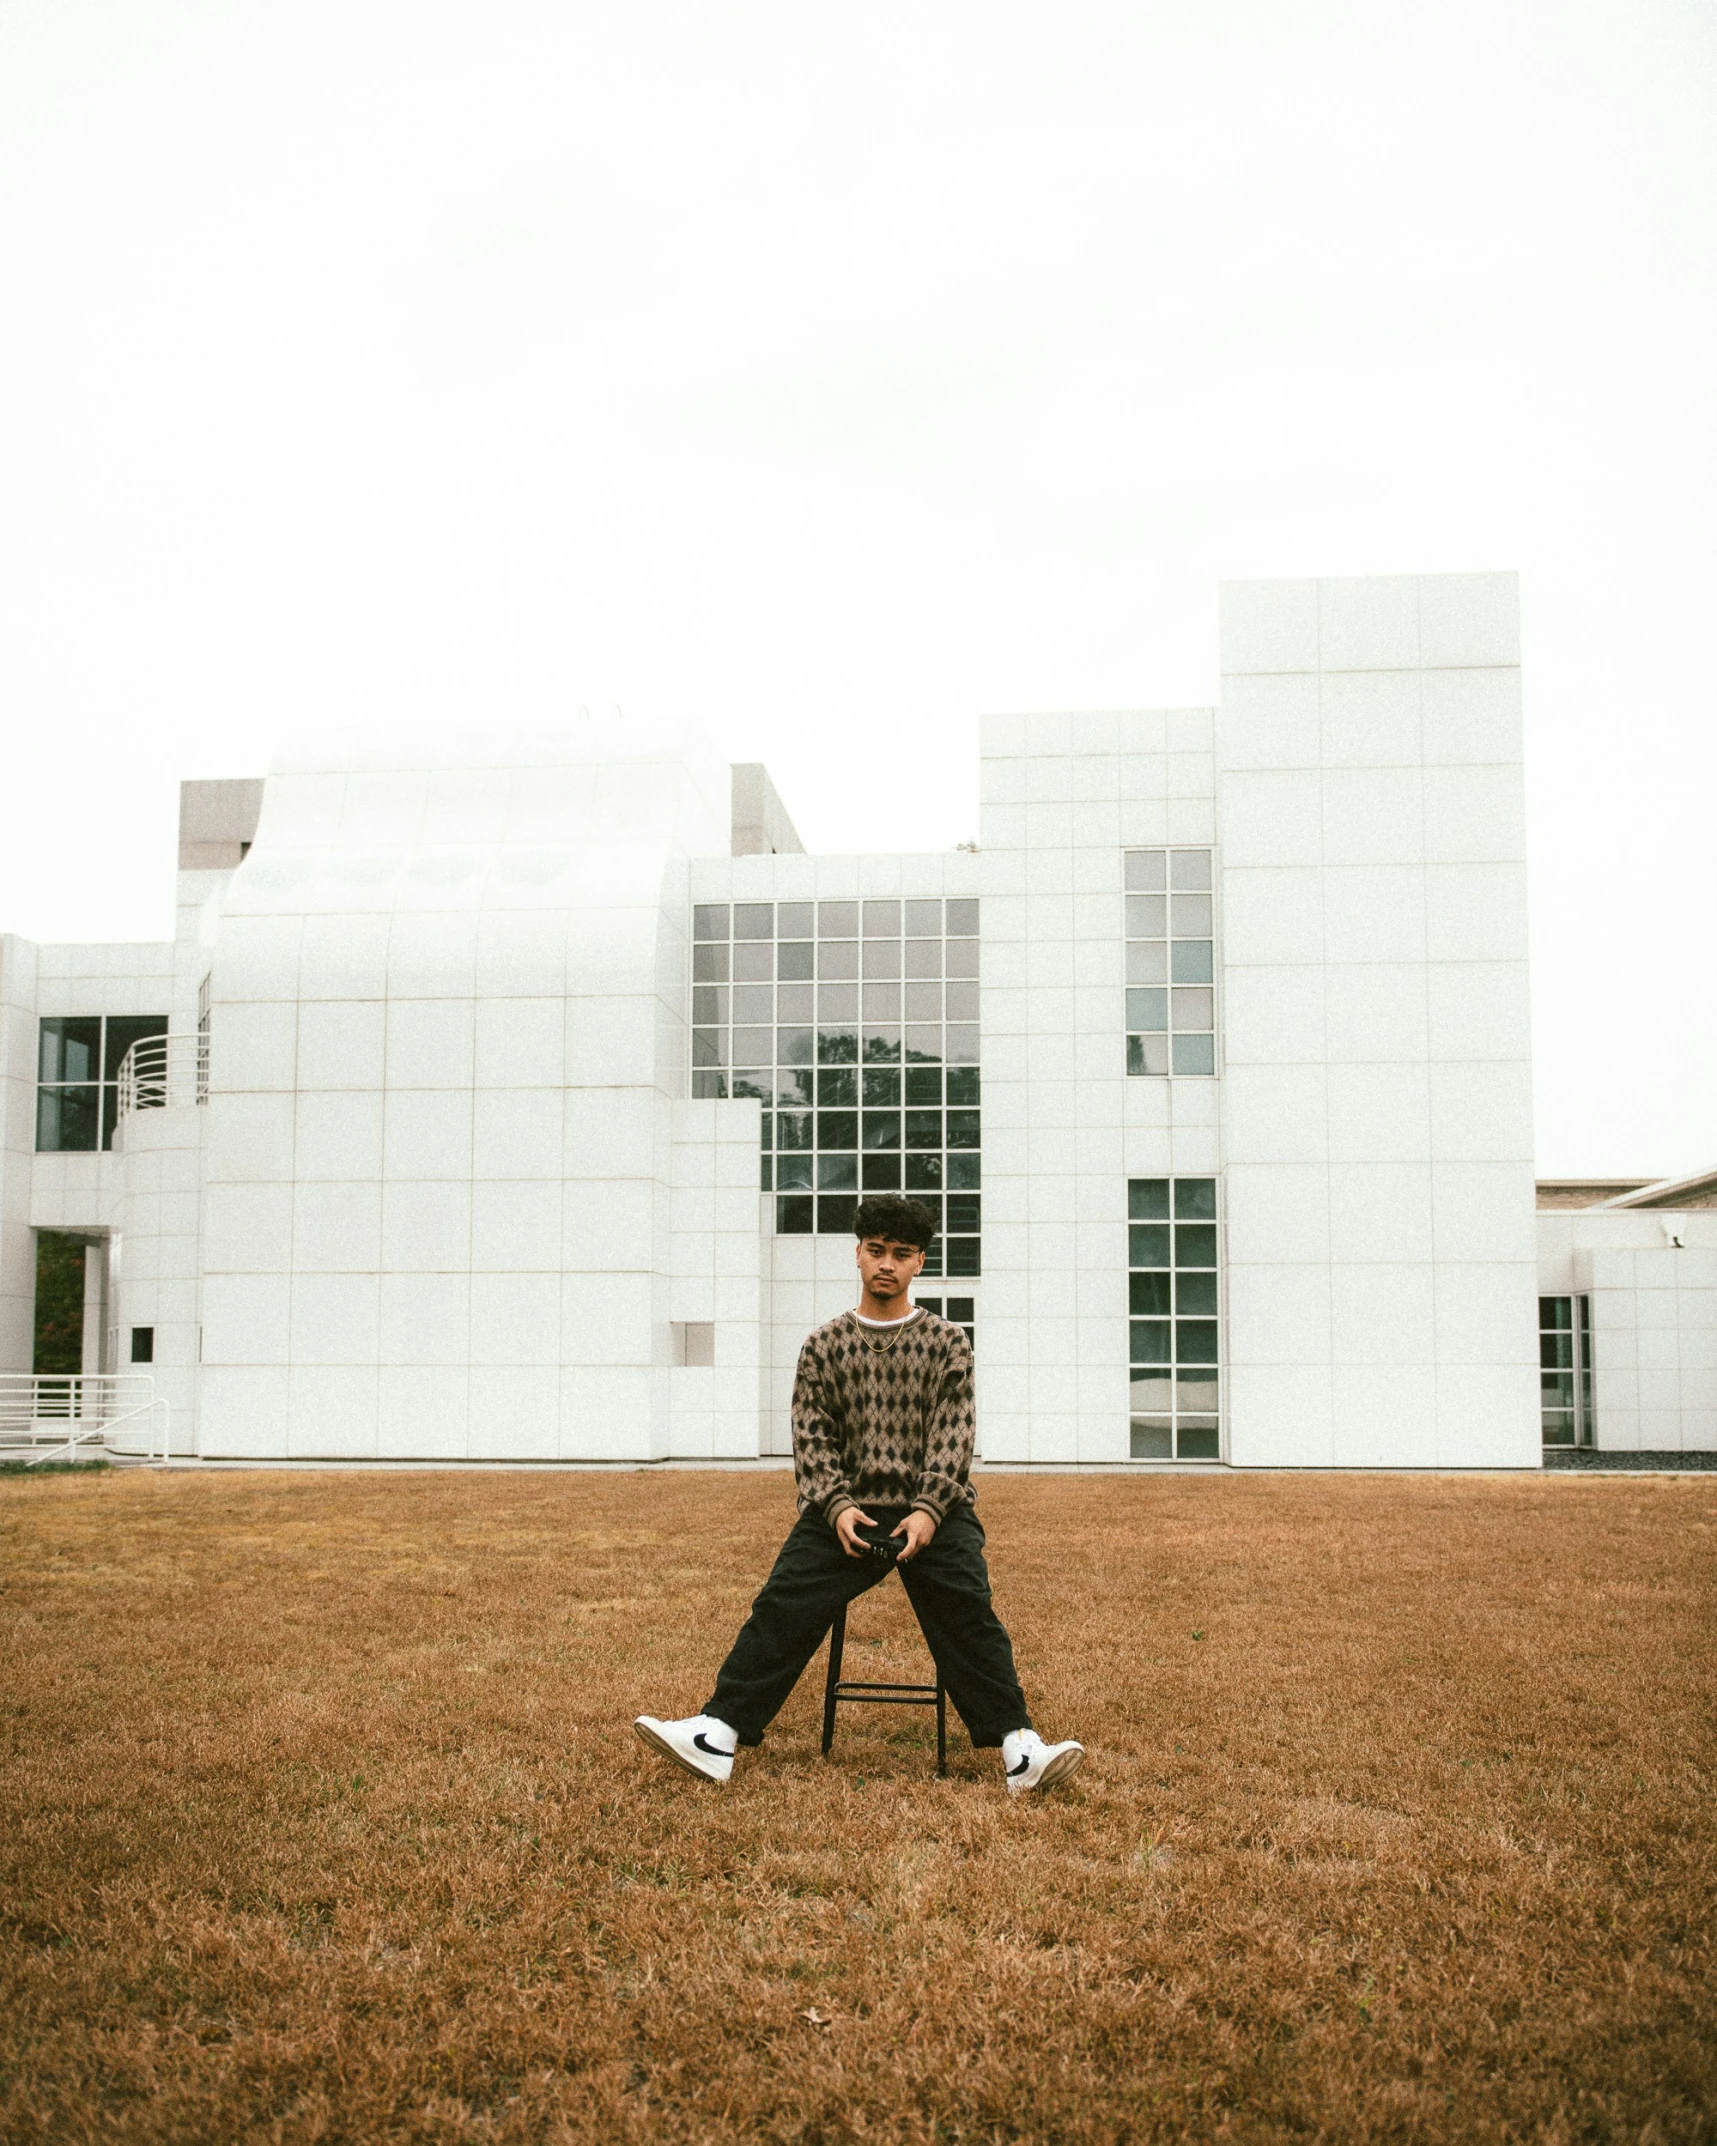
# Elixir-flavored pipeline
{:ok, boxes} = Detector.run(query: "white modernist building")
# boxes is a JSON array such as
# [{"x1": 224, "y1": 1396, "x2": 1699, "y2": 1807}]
[{"x1": 4, "y1": 571, "x2": 1712, "y2": 1467}]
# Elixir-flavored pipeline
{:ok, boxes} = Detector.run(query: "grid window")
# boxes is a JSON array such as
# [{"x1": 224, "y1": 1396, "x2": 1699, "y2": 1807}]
[
  {"x1": 1540, "y1": 1295, "x2": 1595, "y2": 1448},
  {"x1": 1579, "y1": 1295, "x2": 1595, "y2": 1445},
  {"x1": 36, "y1": 1015, "x2": 170, "y2": 1152},
  {"x1": 1128, "y1": 1177, "x2": 1220, "y2": 1460},
  {"x1": 1125, "y1": 849, "x2": 1215, "y2": 1077},
  {"x1": 917, "y1": 1295, "x2": 976, "y2": 1352},
  {"x1": 692, "y1": 899, "x2": 981, "y2": 1273}
]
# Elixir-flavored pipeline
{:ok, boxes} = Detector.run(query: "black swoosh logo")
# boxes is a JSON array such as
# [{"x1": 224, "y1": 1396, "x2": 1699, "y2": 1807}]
[
  {"x1": 1007, "y1": 1753, "x2": 1032, "y2": 1777},
  {"x1": 693, "y1": 1734, "x2": 730, "y2": 1758}
]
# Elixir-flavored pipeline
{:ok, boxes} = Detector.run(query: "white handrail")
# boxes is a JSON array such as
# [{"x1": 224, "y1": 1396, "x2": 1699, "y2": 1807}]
[
  {"x1": 115, "y1": 1033, "x2": 208, "y2": 1125},
  {"x1": 0, "y1": 1375, "x2": 171, "y2": 1467}
]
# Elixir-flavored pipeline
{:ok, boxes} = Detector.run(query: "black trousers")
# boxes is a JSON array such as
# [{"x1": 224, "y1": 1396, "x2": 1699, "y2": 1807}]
[{"x1": 705, "y1": 1502, "x2": 1032, "y2": 1749}]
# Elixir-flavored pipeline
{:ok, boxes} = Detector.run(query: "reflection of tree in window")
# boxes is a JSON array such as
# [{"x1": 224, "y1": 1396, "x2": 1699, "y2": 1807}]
[
  {"x1": 32, "y1": 1232, "x2": 87, "y2": 1372},
  {"x1": 691, "y1": 898, "x2": 981, "y2": 1275}
]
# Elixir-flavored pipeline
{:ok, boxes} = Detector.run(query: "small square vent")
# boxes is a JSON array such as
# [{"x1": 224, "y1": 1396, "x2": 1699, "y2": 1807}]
[{"x1": 673, "y1": 1322, "x2": 715, "y2": 1368}]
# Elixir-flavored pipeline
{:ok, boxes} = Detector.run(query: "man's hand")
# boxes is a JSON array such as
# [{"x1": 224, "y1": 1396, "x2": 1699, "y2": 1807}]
[
  {"x1": 834, "y1": 1506, "x2": 878, "y2": 1558},
  {"x1": 891, "y1": 1510, "x2": 937, "y2": 1563}
]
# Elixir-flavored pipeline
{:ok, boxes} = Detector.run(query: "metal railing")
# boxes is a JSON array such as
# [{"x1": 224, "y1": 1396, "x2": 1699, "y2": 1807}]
[
  {"x1": 115, "y1": 1032, "x2": 208, "y2": 1127},
  {"x1": 0, "y1": 1375, "x2": 171, "y2": 1467}
]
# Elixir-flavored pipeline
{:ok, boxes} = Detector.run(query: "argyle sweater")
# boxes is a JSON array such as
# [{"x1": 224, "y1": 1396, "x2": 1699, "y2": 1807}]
[{"x1": 791, "y1": 1309, "x2": 978, "y2": 1527}]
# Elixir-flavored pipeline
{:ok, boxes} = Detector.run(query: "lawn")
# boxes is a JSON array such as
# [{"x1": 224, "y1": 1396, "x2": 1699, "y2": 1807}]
[{"x1": 1, "y1": 1467, "x2": 1712, "y2": 2143}]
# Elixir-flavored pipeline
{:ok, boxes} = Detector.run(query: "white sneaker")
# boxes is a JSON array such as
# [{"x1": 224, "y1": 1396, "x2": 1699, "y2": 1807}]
[
  {"x1": 1002, "y1": 1727, "x2": 1085, "y2": 1796},
  {"x1": 633, "y1": 1712, "x2": 737, "y2": 1784}
]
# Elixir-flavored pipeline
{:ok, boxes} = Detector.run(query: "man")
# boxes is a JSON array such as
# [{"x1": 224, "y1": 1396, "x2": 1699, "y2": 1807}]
[{"x1": 635, "y1": 1192, "x2": 1084, "y2": 1796}]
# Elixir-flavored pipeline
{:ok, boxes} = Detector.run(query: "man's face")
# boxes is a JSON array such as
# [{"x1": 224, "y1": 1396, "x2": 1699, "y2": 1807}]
[{"x1": 856, "y1": 1235, "x2": 925, "y2": 1301}]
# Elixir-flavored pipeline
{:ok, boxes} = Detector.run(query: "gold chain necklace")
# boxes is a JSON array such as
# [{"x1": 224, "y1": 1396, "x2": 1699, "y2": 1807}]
[{"x1": 853, "y1": 1309, "x2": 923, "y2": 1355}]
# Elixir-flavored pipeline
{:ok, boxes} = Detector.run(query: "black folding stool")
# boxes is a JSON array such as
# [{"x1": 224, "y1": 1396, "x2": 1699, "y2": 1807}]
[{"x1": 820, "y1": 1601, "x2": 948, "y2": 1776}]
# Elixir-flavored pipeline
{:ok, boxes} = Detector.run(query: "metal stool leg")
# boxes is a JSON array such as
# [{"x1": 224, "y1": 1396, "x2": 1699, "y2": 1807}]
[
  {"x1": 822, "y1": 1595, "x2": 949, "y2": 1775},
  {"x1": 821, "y1": 1602, "x2": 847, "y2": 1758}
]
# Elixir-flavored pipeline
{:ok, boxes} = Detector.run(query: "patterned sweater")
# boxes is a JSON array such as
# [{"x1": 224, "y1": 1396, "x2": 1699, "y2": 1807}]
[{"x1": 791, "y1": 1309, "x2": 977, "y2": 1527}]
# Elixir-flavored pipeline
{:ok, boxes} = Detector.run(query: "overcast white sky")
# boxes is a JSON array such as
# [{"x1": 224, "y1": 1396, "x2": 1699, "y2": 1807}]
[{"x1": 1, "y1": 0, "x2": 1713, "y2": 1177}]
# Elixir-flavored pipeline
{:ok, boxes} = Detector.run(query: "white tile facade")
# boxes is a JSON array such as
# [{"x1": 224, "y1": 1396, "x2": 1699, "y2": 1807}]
[
  {"x1": 185, "y1": 728, "x2": 733, "y2": 1460},
  {"x1": 1536, "y1": 1210, "x2": 1717, "y2": 1452},
  {"x1": 4, "y1": 574, "x2": 1691, "y2": 1466},
  {"x1": 1217, "y1": 574, "x2": 1539, "y2": 1469}
]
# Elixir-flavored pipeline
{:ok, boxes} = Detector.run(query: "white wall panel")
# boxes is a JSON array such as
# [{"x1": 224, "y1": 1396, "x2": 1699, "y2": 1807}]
[
  {"x1": 379, "y1": 1364, "x2": 469, "y2": 1458},
  {"x1": 1325, "y1": 1066, "x2": 1431, "y2": 1164},
  {"x1": 1225, "y1": 1164, "x2": 1332, "y2": 1265},
  {"x1": 288, "y1": 1365, "x2": 379, "y2": 1457},
  {"x1": 1321, "y1": 769, "x2": 1425, "y2": 866},
  {"x1": 294, "y1": 1092, "x2": 383, "y2": 1182},
  {"x1": 1218, "y1": 578, "x2": 1319, "y2": 675},
  {"x1": 1322, "y1": 968, "x2": 1429, "y2": 1064},
  {"x1": 204, "y1": 1181, "x2": 293, "y2": 1274},
  {"x1": 1225, "y1": 1362, "x2": 1335, "y2": 1466},
  {"x1": 215, "y1": 1002, "x2": 299, "y2": 1092},
  {"x1": 297, "y1": 999, "x2": 386, "y2": 1089},
  {"x1": 471, "y1": 1089, "x2": 563, "y2": 1181},
  {"x1": 1223, "y1": 967, "x2": 1327, "y2": 1066},
  {"x1": 1332, "y1": 1364, "x2": 1437, "y2": 1468},
  {"x1": 1316, "y1": 576, "x2": 1420, "y2": 671},
  {"x1": 471, "y1": 1179, "x2": 561, "y2": 1272},
  {"x1": 1423, "y1": 864, "x2": 1530, "y2": 963},
  {"x1": 1417, "y1": 573, "x2": 1520, "y2": 668},
  {"x1": 1317, "y1": 671, "x2": 1421, "y2": 767},
  {"x1": 299, "y1": 914, "x2": 390, "y2": 1000},
  {"x1": 198, "y1": 1365, "x2": 289, "y2": 1456},
  {"x1": 292, "y1": 1181, "x2": 382, "y2": 1274},
  {"x1": 380, "y1": 1180, "x2": 472, "y2": 1271},
  {"x1": 385, "y1": 1000, "x2": 476, "y2": 1088},
  {"x1": 1420, "y1": 668, "x2": 1522, "y2": 764},
  {"x1": 1326, "y1": 1163, "x2": 1434, "y2": 1265},
  {"x1": 290, "y1": 1273, "x2": 381, "y2": 1365},
  {"x1": 1221, "y1": 868, "x2": 1325, "y2": 966},
  {"x1": 205, "y1": 1094, "x2": 296, "y2": 1184},
  {"x1": 383, "y1": 1091, "x2": 474, "y2": 1180},
  {"x1": 1221, "y1": 572, "x2": 1537, "y2": 1468},
  {"x1": 1226, "y1": 1265, "x2": 1333, "y2": 1366}
]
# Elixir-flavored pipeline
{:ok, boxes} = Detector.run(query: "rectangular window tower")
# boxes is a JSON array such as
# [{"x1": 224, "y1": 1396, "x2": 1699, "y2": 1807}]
[
  {"x1": 1129, "y1": 1177, "x2": 1220, "y2": 1460},
  {"x1": 1539, "y1": 1295, "x2": 1595, "y2": 1448},
  {"x1": 1124, "y1": 849, "x2": 1215, "y2": 1076}
]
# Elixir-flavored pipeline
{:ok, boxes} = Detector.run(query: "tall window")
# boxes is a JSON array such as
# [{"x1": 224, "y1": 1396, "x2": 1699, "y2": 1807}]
[
  {"x1": 691, "y1": 898, "x2": 981, "y2": 1275},
  {"x1": 36, "y1": 1016, "x2": 169, "y2": 1153},
  {"x1": 1540, "y1": 1296, "x2": 1595, "y2": 1448},
  {"x1": 32, "y1": 1231, "x2": 86, "y2": 1373},
  {"x1": 196, "y1": 974, "x2": 212, "y2": 1104},
  {"x1": 1128, "y1": 1177, "x2": 1220, "y2": 1460},
  {"x1": 1125, "y1": 849, "x2": 1215, "y2": 1076}
]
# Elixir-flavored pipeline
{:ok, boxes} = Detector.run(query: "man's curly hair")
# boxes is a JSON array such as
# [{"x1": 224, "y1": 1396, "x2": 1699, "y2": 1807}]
[{"x1": 852, "y1": 1193, "x2": 938, "y2": 1251}]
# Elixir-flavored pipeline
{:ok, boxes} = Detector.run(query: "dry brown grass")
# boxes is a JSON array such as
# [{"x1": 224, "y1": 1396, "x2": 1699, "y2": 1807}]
[{"x1": 1, "y1": 1467, "x2": 1713, "y2": 2144}]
